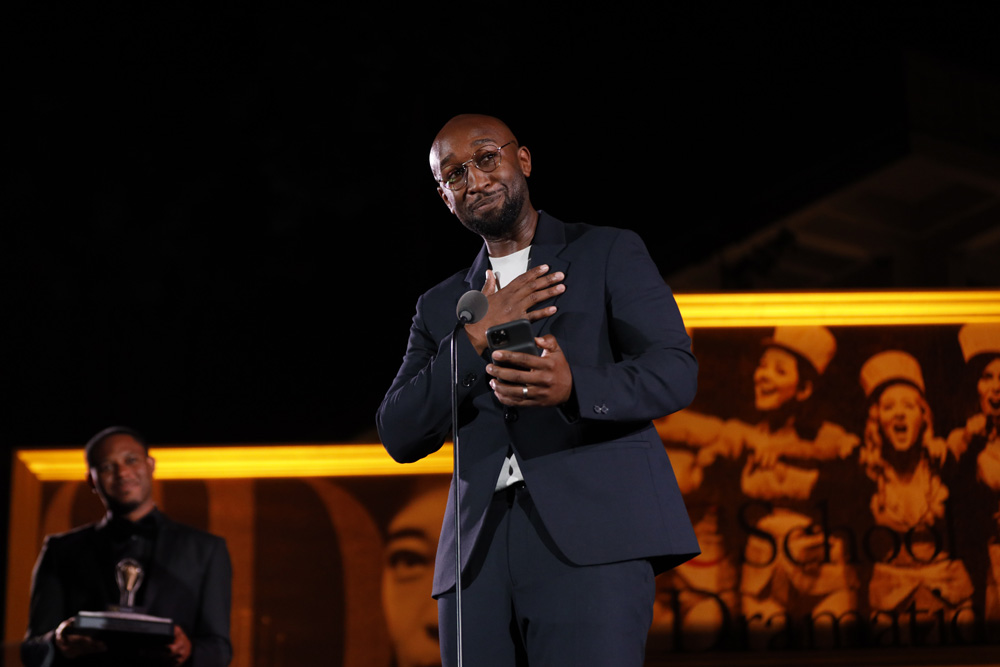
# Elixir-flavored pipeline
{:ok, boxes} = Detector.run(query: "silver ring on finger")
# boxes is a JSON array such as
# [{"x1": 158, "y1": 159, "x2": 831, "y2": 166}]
[{"x1": 522, "y1": 385, "x2": 529, "y2": 398}]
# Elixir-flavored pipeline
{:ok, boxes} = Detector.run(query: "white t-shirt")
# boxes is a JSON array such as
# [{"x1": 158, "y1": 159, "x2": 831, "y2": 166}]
[{"x1": 488, "y1": 246, "x2": 531, "y2": 490}]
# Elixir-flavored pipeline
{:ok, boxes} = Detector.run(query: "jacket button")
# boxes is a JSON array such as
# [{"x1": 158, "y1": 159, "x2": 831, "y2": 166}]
[
  {"x1": 461, "y1": 373, "x2": 477, "y2": 387},
  {"x1": 504, "y1": 407, "x2": 519, "y2": 422}
]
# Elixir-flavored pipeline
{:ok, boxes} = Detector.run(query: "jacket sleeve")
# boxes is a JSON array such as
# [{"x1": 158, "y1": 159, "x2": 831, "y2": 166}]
[
  {"x1": 567, "y1": 228, "x2": 697, "y2": 422},
  {"x1": 376, "y1": 291, "x2": 486, "y2": 463},
  {"x1": 21, "y1": 537, "x2": 66, "y2": 667},
  {"x1": 191, "y1": 536, "x2": 233, "y2": 667}
]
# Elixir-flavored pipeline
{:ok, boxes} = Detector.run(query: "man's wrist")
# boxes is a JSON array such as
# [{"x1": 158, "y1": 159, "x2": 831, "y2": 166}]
[{"x1": 464, "y1": 323, "x2": 488, "y2": 355}]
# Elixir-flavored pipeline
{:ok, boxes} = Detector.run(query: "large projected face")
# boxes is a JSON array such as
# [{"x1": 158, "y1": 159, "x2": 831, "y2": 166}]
[{"x1": 381, "y1": 484, "x2": 448, "y2": 667}]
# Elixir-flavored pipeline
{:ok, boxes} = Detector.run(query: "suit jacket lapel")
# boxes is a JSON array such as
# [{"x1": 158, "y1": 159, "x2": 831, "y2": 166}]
[
  {"x1": 142, "y1": 515, "x2": 174, "y2": 611},
  {"x1": 463, "y1": 244, "x2": 492, "y2": 291},
  {"x1": 527, "y1": 212, "x2": 569, "y2": 338},
  {"x1": 92, "y1": 518, "x2": 122, "y2": 607}
]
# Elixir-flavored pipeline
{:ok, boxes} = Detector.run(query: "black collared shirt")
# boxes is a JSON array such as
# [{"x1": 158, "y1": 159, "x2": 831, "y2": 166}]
[{"x1": 104, "y1": 508, "x2": 164, "y2": 606}]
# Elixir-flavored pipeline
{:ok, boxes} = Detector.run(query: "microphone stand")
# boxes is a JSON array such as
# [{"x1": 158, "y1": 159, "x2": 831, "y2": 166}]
[
  {"x1": 450, "y1": 319, "x2": 466, "y2": 667},
  {"x1": 449, "y1": 290, "x2": 486, "y2": 667}
]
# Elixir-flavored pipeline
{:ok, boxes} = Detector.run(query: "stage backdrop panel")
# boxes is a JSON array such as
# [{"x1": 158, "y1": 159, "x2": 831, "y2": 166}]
[{"x1": 6, "y1": 290, "x2": 1000, "y2": 666}]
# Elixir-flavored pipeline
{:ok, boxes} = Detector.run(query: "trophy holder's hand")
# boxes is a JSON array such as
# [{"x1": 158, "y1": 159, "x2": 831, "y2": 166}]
[
  {"x1": 54, "y1": 617, "x2": 107, "y2": 658},
  {"x1": 166, "y1": 624, "x2": 192, "y2": 665}
]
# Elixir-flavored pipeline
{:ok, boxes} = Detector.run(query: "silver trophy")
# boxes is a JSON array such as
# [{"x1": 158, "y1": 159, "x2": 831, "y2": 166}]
[
  {"x1": 65, "y1": 557, "x2": 173, "y2": 646},
  {"x1": 115, "y1": 558, "x2": 145, "y2": 608}
]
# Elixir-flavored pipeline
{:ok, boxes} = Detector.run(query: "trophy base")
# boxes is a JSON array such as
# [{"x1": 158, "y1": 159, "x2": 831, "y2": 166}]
[{"x1": 68, "y1": 610, "x2": 174, "y2": 645}]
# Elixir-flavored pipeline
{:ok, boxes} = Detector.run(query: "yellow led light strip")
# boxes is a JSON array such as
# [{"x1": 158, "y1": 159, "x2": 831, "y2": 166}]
[
  {"x1": 17, "y1": 444, "x2": 454, "y2": 481},
  {"x1": 674, "y1": 290, "x2": 1000, "y2": 326}
]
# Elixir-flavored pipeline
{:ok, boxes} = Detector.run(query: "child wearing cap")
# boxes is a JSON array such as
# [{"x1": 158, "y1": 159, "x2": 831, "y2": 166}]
[
  {"x1": 705, "y1": 327, "x2": 861, "y2": 646},
  {"x1": 946, "y1": 324, "x2": 1000, "y2": 630},
  {"x1": 858, "y1": 349, "x2": 973, "y2": 644}
]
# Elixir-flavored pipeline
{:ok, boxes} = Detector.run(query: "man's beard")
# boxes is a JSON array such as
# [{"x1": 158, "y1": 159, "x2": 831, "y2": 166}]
[
  {"x1": 106, "y1": 496, "x2": 144, "y2": 516},
  {"x1": 458, "y1": 182, "x2": 526, "y2": 241}
]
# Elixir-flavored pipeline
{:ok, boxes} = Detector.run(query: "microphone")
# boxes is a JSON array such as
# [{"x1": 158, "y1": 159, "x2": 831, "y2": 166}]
[{"x1": 456, "y1": 290, "x2": 488, "y2": 324}]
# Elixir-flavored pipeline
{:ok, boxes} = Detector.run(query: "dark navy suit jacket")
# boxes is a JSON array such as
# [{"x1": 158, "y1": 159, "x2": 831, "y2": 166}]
[
  {"x1": 21, "y1": 511, "x2": 232, "y2": 667},
  {"x1": 377, "y1": 212, "x2": 701, "y2": 596}
]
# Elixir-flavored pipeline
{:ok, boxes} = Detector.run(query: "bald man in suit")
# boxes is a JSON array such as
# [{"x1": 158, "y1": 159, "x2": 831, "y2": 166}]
[{"x1": 378, "y1": 114, "x2": 699, "y2": 666}]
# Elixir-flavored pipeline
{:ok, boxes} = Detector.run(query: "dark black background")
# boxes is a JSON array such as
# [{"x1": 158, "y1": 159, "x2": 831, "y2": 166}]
[{"x1": 7, "y1": 3, "x2": 999, "y2": 448}]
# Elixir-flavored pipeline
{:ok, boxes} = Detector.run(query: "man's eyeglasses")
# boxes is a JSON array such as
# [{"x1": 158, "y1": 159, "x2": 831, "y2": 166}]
[{"x1": 438, "y1": 141, "x2": 515, "y2": 191}]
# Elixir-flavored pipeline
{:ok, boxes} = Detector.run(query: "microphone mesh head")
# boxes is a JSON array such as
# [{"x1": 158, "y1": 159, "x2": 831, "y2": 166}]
[{"x1": 456, "y1": 291, "x2": 489, "y2": 324}]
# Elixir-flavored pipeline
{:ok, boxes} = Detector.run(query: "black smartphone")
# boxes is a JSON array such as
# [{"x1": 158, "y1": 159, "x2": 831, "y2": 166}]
[{"x1": 486, "y1": 319, "x2": 539, "y2": 373}]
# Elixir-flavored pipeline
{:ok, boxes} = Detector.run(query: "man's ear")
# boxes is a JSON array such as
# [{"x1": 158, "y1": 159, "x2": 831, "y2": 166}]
[
  {"x1": 148, "y1": 456, "x2": 156, "y2": 474},
  {"x1": 87, "y1": 471, "x2": 96, "y2": 492},
  {"x1": 437, "y1": 186, "x2": 456, "y2": 215},
  {"x1": 517, "y1": 146, "x2": 532, "y2": 177},
  {"x1": 796, "y1": 380, "x2": 814, "y2": 403}
]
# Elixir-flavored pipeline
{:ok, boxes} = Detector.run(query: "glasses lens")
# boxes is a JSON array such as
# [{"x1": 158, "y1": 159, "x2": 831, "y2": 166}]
[
  {"x1": 473, "y1": 145, "x2": 502, "y2": 173},
  {"x1": 442, "y1": 166, "x2": 467, "y2": 190}
]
